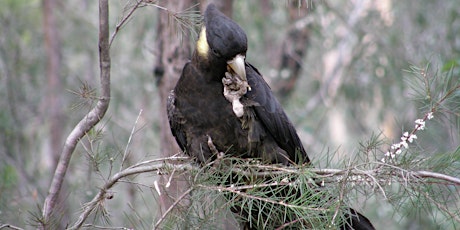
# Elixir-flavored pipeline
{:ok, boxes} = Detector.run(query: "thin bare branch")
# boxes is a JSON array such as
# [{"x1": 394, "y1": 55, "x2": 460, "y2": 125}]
[
  {"x1": 0, "y1": 224, "x2": 24, "y2": 230},
  {"x1": 422, "y1": 191, "x2": 460, "y2": 223},
  {"x1": 229, "y1": 162, "x2": 460, "y2": 187},
  {"x1": 120, "y1": 109, "x2": 143, "y2": 170},
  {"x1": 81, "y1": 224, "x2": 132, "y2": 229},
  {"x1": 153, "y1": 187, "x2": 193, "y2": 229},
  {"x1": 109, "y1": 0, "x2": 143, "y2": 47},
  {"x1": 68, "y1": 158, "x2": 193, "y2": 229},
  {"x1": 126, "y1": 155, "x2": 190, "y2": 169},
  {"x1": 415, "y1": 170, "x2": 460, "y2": 186},
  {"x1": 197, "y1": 184, "x2": 328, "y2": 212},
  {"x1": 41, "y1": 0, "x2": 111, "y2": 226}
]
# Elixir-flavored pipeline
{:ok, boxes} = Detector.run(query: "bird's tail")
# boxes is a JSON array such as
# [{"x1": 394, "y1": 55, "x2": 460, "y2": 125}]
[{"x1": 340, "y1": 208, "x2": 375, "y2": 230}]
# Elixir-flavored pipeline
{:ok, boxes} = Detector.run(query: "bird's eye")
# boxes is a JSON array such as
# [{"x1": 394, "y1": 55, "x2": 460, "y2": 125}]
[{"x1": 211, "y1": 48, "x2": 221, "y2": 57}]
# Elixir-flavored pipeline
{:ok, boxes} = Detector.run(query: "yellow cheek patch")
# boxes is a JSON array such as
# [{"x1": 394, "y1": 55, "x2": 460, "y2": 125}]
[{"x1": 196, "y1": 27, "x2": 209, "y2": 59}]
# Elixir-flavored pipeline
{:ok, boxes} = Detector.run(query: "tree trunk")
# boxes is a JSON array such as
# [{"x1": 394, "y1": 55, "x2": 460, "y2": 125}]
[
  {"x1": 264, "y1": 1, "x2": 311, "y2": 102},
  {"x1": 43, "y1": 0, "x2": 64, "y2": 167},
  {"x1": 42, "y1": 0, "x2": 69, "y2": 227},
  {"x1": 153, "y1": 0, "x2": 194, "y2": 219}
]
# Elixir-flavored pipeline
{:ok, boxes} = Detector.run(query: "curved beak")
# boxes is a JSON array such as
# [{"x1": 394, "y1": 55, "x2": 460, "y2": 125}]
[{"x1": 227, "y1": 54, "x2": 246, "y2": 81}]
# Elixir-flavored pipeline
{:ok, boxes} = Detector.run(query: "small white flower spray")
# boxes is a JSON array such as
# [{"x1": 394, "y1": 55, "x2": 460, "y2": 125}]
[
  {"x1": 382, "y1": 111, "x2": 434, "y2": 163},
  {"x1": 381, "y1": 60, "x2": 460, "y2": 163}
]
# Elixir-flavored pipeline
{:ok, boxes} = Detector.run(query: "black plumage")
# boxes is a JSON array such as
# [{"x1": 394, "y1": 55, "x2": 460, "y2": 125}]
[
  {"x1": 167, "y1": 4, "x2": 374, "y2": 230},
  {"x1": 168, "y1": 4, "x2": 307, "y2": 165}
]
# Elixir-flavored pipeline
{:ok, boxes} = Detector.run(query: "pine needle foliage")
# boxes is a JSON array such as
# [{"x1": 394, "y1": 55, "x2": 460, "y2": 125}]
[{"x1": 156, "y1": 157, "x2": 369, "y2": 229}]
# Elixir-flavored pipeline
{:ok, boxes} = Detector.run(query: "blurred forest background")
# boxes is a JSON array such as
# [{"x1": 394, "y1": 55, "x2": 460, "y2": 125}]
[{"x1": 1, "y1": 0, "x2": 459, "y2": 229}]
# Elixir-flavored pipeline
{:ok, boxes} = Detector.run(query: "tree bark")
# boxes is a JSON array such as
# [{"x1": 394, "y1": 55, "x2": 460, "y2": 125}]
[
  {"x1": 153, "y1": 0, "x2": 195, "y2": 219},
  {"x1": 43, "y1": 0, "x2": 64, "y2": 170},
  {"x1": 42, "y1": 0, "x2": 69, "y2": 227}
]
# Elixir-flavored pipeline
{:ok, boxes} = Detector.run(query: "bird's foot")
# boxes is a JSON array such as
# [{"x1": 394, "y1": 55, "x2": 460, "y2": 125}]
[
  {"x1": 222, "y1": 71, "x2": 249, "y2": 95},
  {"x1": 206, "y1": 135, "x2": 225, "y2": 160}
]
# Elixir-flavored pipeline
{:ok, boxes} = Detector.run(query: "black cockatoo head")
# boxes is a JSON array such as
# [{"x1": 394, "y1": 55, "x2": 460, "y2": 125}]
[{"x1": 196, "y1": 4, "x2": 248, "y2": 81}]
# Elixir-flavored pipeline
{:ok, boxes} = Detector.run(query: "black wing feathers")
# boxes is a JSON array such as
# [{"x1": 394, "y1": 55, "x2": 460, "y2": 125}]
[
  {"x1": 167, "y1": 85, "x2": 187, "y2": 152},
  {"x1": 244, "y1": 63, "x2": 309, "y2": 164}
]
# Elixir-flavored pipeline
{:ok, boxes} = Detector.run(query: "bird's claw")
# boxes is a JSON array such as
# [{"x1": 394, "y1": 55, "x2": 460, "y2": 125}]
[
  {"x1": 206, "y1": 135, "x2": 225, "y2": 167},
  {"x1": 206, "y1": 135, "x2": 224, "y2": 159}
]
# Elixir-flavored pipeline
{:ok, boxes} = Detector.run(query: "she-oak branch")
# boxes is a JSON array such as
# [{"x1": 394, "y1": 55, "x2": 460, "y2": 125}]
[{"x1": 66, "y1": 156, "x2": 460, "y2": 228}]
